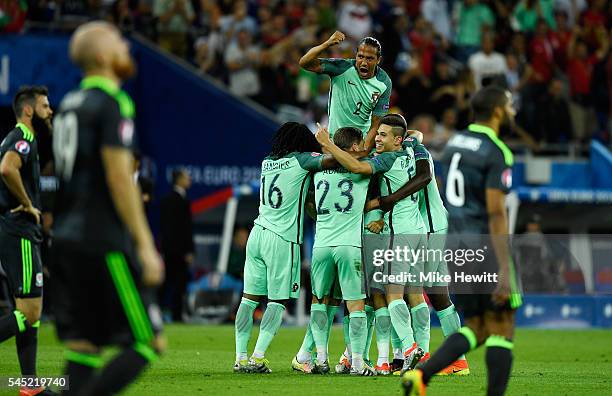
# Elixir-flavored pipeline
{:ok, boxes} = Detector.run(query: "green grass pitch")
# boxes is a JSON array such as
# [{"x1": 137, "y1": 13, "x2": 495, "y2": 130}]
[{"x1": 1, "y1": 324, "x2": 611, "y2": 395}]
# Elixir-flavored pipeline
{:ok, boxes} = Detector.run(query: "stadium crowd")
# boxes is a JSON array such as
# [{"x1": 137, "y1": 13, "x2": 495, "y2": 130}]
[{"x1": 5, "y1": 0, "x2": 612, "y2": 150}]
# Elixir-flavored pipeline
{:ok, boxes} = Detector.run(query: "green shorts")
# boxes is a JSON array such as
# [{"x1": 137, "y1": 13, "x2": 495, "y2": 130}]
[
  {"x1": 311, "y1": 246, "x2": 366, "y2": 301},
  {"x1": 424, "y1": 228, "x2": 450, "y2": 287},
  {"x1": 243, "y1": 225, "x2": 301, "y2": 300}
]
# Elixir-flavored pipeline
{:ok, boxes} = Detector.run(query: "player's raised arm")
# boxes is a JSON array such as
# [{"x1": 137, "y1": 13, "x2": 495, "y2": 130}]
[
  {"x1": 375, "y1": 159, "x2": 431, "y2": 213},
  {"x1": 315, "y1": 126, "x2": 372, "y2": 174},
  {"x1": 299, "y1": 30, "x2": 345, "y2": 73}
]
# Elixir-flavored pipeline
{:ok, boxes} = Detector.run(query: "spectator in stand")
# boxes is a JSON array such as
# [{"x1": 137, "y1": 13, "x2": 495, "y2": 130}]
[
  {"x1": 224, "y1": 29, "x2": 261, "y2": 98},
  {"x1": 468, "y1": 32, "x2": 508, "y2": 89},
  {"x1": 409, "y1": 15, "x2": 437, "y2": 78},
  {"x1": 220, "y1": 0, "x2": 257, "y2": 45},
  {"x1": 513, "y1": 0, "x2": 556, "y2": 32},
  {"x1": 316, "y1": 0, "x2": 337, "y2": 31},
  {"x1": 530, "y1": 18, "x2": 556, "y2": 85},
  {"x1": 337, "y1": 0, "x2": 374, "y2": 42},
  {"x1": 409, "y1": 114, "x2": 438, "y2": 152},
  {"x1": 397, "y1": 53, "x2": 432, "y2": 119},
  {"x1": 554, "y1": 0, "x2": 587, "y2": 27},
  {"x1": 0, "y1": 0, "x2": 27, "y2": 33},
  {"x1": 429, "y1": 57, "x2": 458, "y2": 118},
  {"x1": 567, "y1": 24, "x2": 609, "y2": 141},
  {"x1": 107, "y1": 0, "x2": 136, "y2": 32},
  {"x1": 537, "y1": 78, "x2": 574, "y2": 142},
  {"x1": 453, "y1": 0, "x2": 495, "y2": 63},
  {"x1": 505, "y1": 52, "x2": 530, "y2": 111},
  {"x1": 154, "y1": 0, "x2": 195, "y2": 57},
  {"x1": 580, "y1": 0, "x2": 607, "y2": 49},
  {"x1": 260, "y1": 13, "x2": 287, "y2": 47},
  {"x1": 421, "y1": 0, "x2": 452, "y2": 43},
  {"x1": 160, "y1": 169, "x2": 195, "y2": 322},
  {"x1": 433, "y1": 107, "x2": 459, "y2": 149},
  {"x1": 549, "y1": 9, "x2": 573, "y2": 68}
]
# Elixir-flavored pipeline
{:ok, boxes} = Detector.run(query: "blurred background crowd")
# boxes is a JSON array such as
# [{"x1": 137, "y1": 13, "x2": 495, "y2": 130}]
[{"x1": 3, "y1": 0, "x2": 612, "y2": 156}]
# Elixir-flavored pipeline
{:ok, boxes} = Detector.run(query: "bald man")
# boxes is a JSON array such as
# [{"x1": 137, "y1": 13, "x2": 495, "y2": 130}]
[{"x1": 51, "y1": 22, "x2": 165, "y2": 395}]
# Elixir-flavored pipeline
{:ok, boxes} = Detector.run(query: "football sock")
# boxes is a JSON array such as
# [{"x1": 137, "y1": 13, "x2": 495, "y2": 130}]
[
  {"x1": 349, "y1": 311, "x2": 367, "y2": 370},
  {"x1": 374, "y1": 307, "x2": 391, "y2": 366},
  {"x1": 388, "y1": 299, "x2": 415, "y2": 352},
  {"x1": 296, "y1": 325, "x2": 314, "y2": 363},
  {"x1": 81, "y1": 344, "x2": 155, "y2": 395},
  {"x1": 364, "y1": 305, "x2": 375, "y2": 361},
  {"x1": 326, "y1": 305, "x2": 339, "y2": 337},
  {"x1": 16, "y1": 320, "x2": 38, "y2": 375},
  {"x1": 411, "y1": 303, "x2": 431, "y2": 353},
  {"x1": 63, "y1": 350, "x2": 102, "y2": 396},
  {"x1": 309, "y1": 304, "x2": 328, "y2": 363},
  {"x1": 421, "y1": 327, "x2": 476, "y2": 385},
  {"x1": 235, "y1": 297, "x2": 258, "y2": 361},
  {"x1": 437, "y1": 304, "x2": 465, "y2": 360},
  {"x1": 391, "y1": 327, "x2": 403, "y2": 359},
  {"x1": 252, "y1": 302, "x2": 285, "y2": 358},
  {"x1": 342, "y1": 314, "x2": 351, "y2": 358},
  {"x1": 485, "y1": 336, "x2": 514, "y2": 396},
  {"x1": 0, "y1": 310, "x2": 27, "y2": 343}
]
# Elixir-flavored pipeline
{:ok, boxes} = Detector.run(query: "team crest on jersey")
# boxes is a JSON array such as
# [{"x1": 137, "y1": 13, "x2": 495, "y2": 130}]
[
  {"x1": 502, "y1": 168, "x2": 512, "y2": 188},
  {"x1": 119, "y1": 119, "x2": 134, "y2": 146},
  {"x1": 36, "y1": 273, "x2": 43, "y2": 287},
  {"x1": 371, "y1": 91, "x2": 380, "y2": 104},
  {"x1": 15, "y1": 140, "x2": 30, "y2": 155},
  {"x1": 292, "y1": 283, "x2": 299, "y2": 292}
]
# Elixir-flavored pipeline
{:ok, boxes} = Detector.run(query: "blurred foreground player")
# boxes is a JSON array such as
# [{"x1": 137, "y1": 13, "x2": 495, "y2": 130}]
[
  {"x1": 0, "y1": 86, "x2": 54, "y2": 396},
  {"x1": 52, "y1": 21, "x2": 165, "y2": 395},
  {"x1": 402, "y1": 86, "x2": 522, "y2": 395}
]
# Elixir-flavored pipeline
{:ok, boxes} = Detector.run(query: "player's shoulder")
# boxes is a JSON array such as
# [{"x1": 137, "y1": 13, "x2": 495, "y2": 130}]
[
  {"x1": 60, "y1": 88, "x2": 119, "y2": 115},
  {"x1": 375, "y1": 66, "x2": 392, "y2": 87}
]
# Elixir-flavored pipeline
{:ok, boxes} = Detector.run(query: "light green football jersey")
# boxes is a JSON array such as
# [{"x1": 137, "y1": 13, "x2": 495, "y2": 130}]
[
  {"x1": 320, "y1": 58, "x2": 392, "y2": 139},
  {"x1": 366, "y1": 150, "x2": 426, "y2": 235},
  {"x1": 403, "y1": 137, "x2": 449, "y2": 233},
  {"x1": 313, "y1": 168, "x2": 370, "y2": 248},
  {"x1": 254, "y1": 152, "x2": 323, "y2": 244}
]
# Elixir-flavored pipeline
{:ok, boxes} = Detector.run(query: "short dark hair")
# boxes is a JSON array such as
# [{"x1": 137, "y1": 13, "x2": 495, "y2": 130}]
[
  {"x1": 269, "y1": 122, "x2": 321, "y2": 159},
  {"x1": 380, "y1": 113, "x2": 407, "y2": 138},
  {"x1": 172, "y1": 168, "x2": 187, "y2": 185},
  {"x1": 358, "y1": 37, "x2": 382, "y2": 57},
  {"x1": 333, "y1": 127, "x2": 362, "y2": 150},
  {"x1": 470, "y1": 86, "x2": 509, "y2": 122},
  {"x1": 13, "y1": 85, "x2": 48, "y2": 118}
]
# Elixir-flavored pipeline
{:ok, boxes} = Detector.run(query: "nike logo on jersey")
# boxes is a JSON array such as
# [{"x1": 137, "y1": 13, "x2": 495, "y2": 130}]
[{"x1": 348, "y1": 81, "x2": 357, "y2": 86}]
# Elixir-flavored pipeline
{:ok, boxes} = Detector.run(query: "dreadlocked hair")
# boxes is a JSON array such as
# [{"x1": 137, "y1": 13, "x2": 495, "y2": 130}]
[{"x1": 269, "y1": 122, "x2": 322, "y2": 159}]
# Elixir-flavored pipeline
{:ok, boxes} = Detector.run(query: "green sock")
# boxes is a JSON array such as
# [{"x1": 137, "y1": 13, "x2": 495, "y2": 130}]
[
  {"x1": 349, "y1": 311, "x2": 367, "y2": 370},
  {"x1": 437, "y1": 304, "x2": 465, "y2": 360},
  {"x1": 388, "y1": 299, "x2": 414, "y2": 353},
  {"x1": 235, "y1": 297, "x2": 258, "y2": 361},
  {"x1": 411, "y1": 303, "x2": 431, "y2": 353},
  {"x1": 374, "y1": 307, "x2": 391, "y2": 365},
  {"x1": 297, "y1": 325, "x2": 314, "y2": 362},
  {"x1": 252, "y1": 302, "x2": 285, "y2": 358},
  {"x1": 391, "y1": 327, "x2": 401, "y2": 352},
  {"x1": 342, "y1": 314, "x2": 351, "y2": 355},
  {"x1": 309, "y1": 304, "x2": 328, "y2": 363},
  {"x1": 326, "y1": 305, "x2": 339, "y2": 346},
  {"x1": 364, "y1": 305, "x2": 375, "y2": 361}
]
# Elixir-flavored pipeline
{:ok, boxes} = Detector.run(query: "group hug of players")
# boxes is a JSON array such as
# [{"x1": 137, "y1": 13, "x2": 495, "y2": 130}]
[{"x1": 234, "y1": 32, "x2": 522, "y2": 396}]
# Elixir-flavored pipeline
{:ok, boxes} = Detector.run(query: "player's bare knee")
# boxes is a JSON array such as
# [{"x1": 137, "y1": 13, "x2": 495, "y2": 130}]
[
  {"x1": 243, "y1": 293, "x2": 262, "y2": 302},
  {"x1": 372, "y1": 293, "x2": 386, "y2": 309},
  {"x1": 407, "y1": 293, "x2": 425, "y2": 307},
  {"x1": 346, "y1": 299, "x2": 365, "y2": 313},
  {"x1": 465, "y1": 317, "x2": 488, "y2": 345},
  {"x1": 425, "y1": 288, "x2": 452, "y2": 311},
  {"x1": 484, "y1": 311, "x2": 515, "y2": 339},
  {"x1": 15, "y1": 298, "x2": 42, "y2": 325}
]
